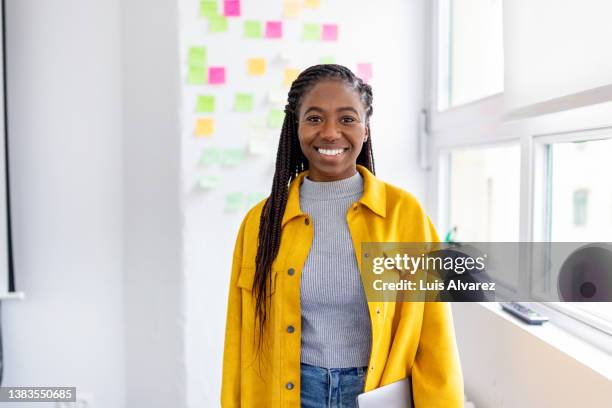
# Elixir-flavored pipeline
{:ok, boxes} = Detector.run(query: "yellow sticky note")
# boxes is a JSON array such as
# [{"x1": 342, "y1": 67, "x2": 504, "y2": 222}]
[
  {"x1": 195, "y1": 118, "x2": 214, "y2": 137},
  {"x1": 283, "y1": 68, "x2": 300, "y2": 86},
  {"x1": 247, "y1": 58, "x2": 266, "y2": 76},
  {"x1": 283, "y1": 1, "x2": 301, "y2": 18},
  {"x1": 304, "y1": 0, "x2": 320, "y2": 8}
]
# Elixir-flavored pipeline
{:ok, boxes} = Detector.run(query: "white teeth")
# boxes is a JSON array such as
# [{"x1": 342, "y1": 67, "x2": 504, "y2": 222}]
[{"x1": 317, "y1": 148, "x2": 344, "y2": 156}]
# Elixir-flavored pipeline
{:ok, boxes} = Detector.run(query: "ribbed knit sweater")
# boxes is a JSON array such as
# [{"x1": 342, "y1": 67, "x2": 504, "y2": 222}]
[{"x1": 299, "y1": 171, "x2": 372, "y2": 368}]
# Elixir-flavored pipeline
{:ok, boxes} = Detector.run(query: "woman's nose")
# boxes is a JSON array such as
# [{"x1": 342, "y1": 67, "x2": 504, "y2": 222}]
[{"x1": 320, "y1": 120, "x2": 340, "y2": 140}]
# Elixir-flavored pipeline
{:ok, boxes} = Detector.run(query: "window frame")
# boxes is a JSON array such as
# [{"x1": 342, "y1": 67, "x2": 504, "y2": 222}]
[{"x1": 427, "y1": 0, "x2": 612, "y2": 351}]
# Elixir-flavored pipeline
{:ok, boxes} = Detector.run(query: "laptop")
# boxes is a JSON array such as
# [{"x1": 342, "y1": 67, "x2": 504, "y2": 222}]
[{"x1": 356, "y1": 376, "x2": 413, "y2": 408}]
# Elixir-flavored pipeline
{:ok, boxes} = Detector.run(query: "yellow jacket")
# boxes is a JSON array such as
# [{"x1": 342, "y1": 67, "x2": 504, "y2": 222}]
[{"x1": 221, "y1": 165, "x2": 464, "y2": 407}]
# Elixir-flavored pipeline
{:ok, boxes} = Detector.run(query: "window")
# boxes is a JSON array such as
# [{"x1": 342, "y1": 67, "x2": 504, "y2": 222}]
[
  {"x1": 448, "y1": 144, "x2": 520, "y2": 242},
  {"x1": 436, "y1": 0, "x2": 504, "y2": 110},
  {"x1": 548, "y1": 139, "x2": 612, "y2": 242},
  {"x1": 429, "y1": 0, "x2": 612, "y2": 347},
  {"x1": 541, "y1": 137, "x2": 612, "y2": 333}
]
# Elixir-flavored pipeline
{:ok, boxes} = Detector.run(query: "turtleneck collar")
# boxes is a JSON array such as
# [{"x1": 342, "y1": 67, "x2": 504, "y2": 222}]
[{"x1": 300, "y1": 171, "x2": 364, "y2": 200}]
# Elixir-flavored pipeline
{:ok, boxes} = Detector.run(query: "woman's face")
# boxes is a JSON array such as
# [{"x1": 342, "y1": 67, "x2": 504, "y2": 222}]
[{"x1": 297, "y1": 79, "x2": 368, "y2": 182}]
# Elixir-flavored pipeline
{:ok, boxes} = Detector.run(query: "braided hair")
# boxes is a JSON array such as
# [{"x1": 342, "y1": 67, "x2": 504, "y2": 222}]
[{"x1": 252, "y1": 64, "x2": 375, "y2": 356}]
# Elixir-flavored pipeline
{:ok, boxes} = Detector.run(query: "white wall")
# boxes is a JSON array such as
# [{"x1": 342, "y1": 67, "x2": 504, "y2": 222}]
[
  {"x1": 2, "y1": 1, "x2": 125, "y2": 407},
  {"x1": 121, "y1": 0, "x2": 186, "y2": 406},
  {"x1": 178, "y1": 0, "x2": 429, "y2": 406}
]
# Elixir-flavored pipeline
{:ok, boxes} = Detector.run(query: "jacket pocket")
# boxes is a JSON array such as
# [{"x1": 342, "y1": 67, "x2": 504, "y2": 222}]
[{"x1": 237, "y1": 266, "x2": 277, "y2": 295}]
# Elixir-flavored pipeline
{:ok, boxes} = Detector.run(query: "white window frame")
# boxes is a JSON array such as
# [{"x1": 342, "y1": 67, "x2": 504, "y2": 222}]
[{"x1": 426, "y1": 0, "x2": 612, "y2": 352}]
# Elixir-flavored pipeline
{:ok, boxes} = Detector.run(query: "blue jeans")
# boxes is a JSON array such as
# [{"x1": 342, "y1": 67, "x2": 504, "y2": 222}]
[{"x1": 300, "y1": 362, "x2": 368, "y2": 408}]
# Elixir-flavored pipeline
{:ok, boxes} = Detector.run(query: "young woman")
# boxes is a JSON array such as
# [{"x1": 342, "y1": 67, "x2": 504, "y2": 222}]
[{"x1": 221, "y1": 64, "x2": 464, "y2": 407}]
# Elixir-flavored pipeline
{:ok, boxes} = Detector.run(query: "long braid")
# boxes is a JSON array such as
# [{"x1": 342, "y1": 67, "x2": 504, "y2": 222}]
[{"x1": 252, "y1": 64, "x2": 375, "y2": 357}]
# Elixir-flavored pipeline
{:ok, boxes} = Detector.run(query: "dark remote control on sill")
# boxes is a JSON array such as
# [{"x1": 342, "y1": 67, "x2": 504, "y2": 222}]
[{"x1": 500, "y1": 302, "x2": 549, "y2": 325}]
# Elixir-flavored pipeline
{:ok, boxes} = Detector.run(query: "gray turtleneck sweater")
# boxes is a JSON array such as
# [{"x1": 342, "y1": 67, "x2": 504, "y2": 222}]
[{"x1": 299, "y1": 171, "x2": 372, "y2": 368}]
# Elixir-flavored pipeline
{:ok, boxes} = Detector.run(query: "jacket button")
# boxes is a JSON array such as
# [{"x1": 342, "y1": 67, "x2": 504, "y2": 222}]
[
  {"x1": 287, "y1": 325, "x2": 295, "y2": 333},
  {"x1": 304, "y1": 217, "x2": 310, "y2": 225},
  {"x1": 288, "y1": 268, "x2": 295, "y2": 276},
  {"x1": 286, "y1": 382, "x2": 294, "y2": 390}
]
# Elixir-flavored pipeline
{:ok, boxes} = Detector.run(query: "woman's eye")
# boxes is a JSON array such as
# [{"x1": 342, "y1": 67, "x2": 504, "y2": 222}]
[
  {"x1": 306, "y1": 116, "x2": 321, "y2": 123},
  {"x1": 342, "y1": 117, "x2": 356, "y2": 124}
]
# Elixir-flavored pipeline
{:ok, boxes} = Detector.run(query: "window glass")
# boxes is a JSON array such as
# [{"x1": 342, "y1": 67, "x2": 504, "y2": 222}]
[{"x1": 437, "y1": 0, "x2": 504, "y2": 110}]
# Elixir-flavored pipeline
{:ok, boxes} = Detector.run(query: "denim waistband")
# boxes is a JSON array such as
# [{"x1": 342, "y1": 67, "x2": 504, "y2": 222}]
[{"x1": 300, "y1": 362, "x2": 368, "y2": 376}]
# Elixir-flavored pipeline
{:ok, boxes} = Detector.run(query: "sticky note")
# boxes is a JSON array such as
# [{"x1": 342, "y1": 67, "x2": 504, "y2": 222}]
[
  {"x1": 265, "y1": 21, "x2": 283, "y2": 38},
  {"x1": 302, "y1": 23, "x2": 320, "y2": 41},
  {"x1": 322, "y1": 24, "x2": 338, "y2": 41},
  {"x1": 357, "y1": 63, "x2": 373, "y2": 83},
  {"x1": 320, "y1": 56, "x2": 335, "y2": 64},
  {"x1": 200, "y1": 1, "x2": 217, "y2": 18},
  {"x1": 244, "y1": 20, "x2": 262, "y2": 38},
  {"x1": 224, "y1": 192, "x2": 244, "y2": 212},
  {"x1": 198, "y1": 175, "x2": 221, "y2": 190},
  {"x1": 267, "y1": 109, "x2": 285, "y2": 128},
  {"x1": 195, "y1": 118, "x2": 214, "y2": 137},
  {"x1": 188, "y1": 66, "x2": 207, "y2": 84},
  {"x1": 196, "y1": 95, "x2": 215, "y2": 112},
  {"x1": 283, "y1": 0, "x2": 300, "y2": 18},
  {"x1": 221, "y1": 148, "x2": 245, "y2": 166},
  {"x1": 234, "y1": 93, "x2": 254, "y2": 112},
  {"x1": 199, "y1": 147, "x2": 221, "y2": 165},
  {"x1": 223, "y1": 0, "x2": 240, "y2": 17},
  {"x1": 283, "y1": 68, "x2": 300, "y2": 87},
  {"x1": 208, "y1": 67, "x2": 226, "y2": 84},
  {"x1": 209, "y1": 15, "x2": 228, "y2": 32},
  {"x1": 188, "y1": 46, "x2": 207, "y2": 67},
  {"x1": 247, "y1": 58, "x2": 266, "y2": 76},
  {"x1": 304, "y1": 0, "x2": 320, "y2": 8}
]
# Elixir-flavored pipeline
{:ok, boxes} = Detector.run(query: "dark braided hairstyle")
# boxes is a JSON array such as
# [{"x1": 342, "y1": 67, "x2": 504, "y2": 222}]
[{"x1": 252, "y1": 64, "x2": 376, "y2": 356}]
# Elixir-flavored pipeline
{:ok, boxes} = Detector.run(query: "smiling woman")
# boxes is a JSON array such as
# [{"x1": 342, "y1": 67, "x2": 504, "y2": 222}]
[
  {"x1": 221, "y1": 64, "x2": 464, "y2": 408},
  {"x1": 297, "y1": 80, "x2": 369, "y2": 182}
]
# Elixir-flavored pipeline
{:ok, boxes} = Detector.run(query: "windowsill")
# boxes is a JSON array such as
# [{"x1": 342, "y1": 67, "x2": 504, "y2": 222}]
[{"x1": 476, "y1": 302, "x2": 612, "y2": 382}]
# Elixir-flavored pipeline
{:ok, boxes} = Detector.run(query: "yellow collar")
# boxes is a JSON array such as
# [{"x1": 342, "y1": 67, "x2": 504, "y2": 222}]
[{"x1": 281, "y1": 164, "x2": 386, "y2": 227}]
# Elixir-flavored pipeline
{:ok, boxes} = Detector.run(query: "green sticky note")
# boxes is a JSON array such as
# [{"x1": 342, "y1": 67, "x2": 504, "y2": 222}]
[
  {"x1": 188, "y1": 46, "x2": 207, "y2": 67},
  {"x1": 209, "y1": 15, "x2": 228, "y2": 32},
  {"x1": 200, "y1": 0, "x2": 217, "y2": 18},
  {"x1": 244, "y1": 20, "x2": 262, "y2": 38},
  {"x1": 225, "y1": 192, "x2": 244, "y2": 212},
  {"x1": 188, "y1": 66, "x2": 207, "y2": 84},
  {"x1": 267, "y1": 109, "x2": 285, "y2": 128},
  {"x1": 221, "y1": 148, "x2": 245, "y2": 166},
  {"x1": 303, "y1": 23, "x2": 321, "y2": 41},
  {"x1": 320, "y1": 56, "x2": 336, "y2": 64},
  {"x1": 198, "y1": 175, "x2": 221, "y2": 190},
  {"x1": 199, "y1": 148, "x2": 221, "y2": 166},
  {"x1": 234, "y1": 93, "x2": 254, "y2": 112},
  {"x1": 197, "y1": 95, "x2": 215, "y2": 112}
]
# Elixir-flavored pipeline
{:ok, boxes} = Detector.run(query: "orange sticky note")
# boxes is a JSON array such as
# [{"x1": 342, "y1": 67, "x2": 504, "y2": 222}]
[
  {"x1": 195, "y1": 118, "x2": 214, "y2": 137},
  {"x1": 304, "y1": 0, "x2": 320, "y2": 8},
  {"x1": 247, "y1": 58, "x2": 266, "y2": 76},
  {"x1": 283, "y1": 68, "x2": 300, "y2": 86},
  {"x1": 283, "y1": 0, "x2": 300, "y2": 18}
]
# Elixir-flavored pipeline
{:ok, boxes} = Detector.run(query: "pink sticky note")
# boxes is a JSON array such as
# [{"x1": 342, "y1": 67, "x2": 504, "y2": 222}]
[
  {"x1": 322, "y1": 24, "x2": 338, "y2": 41},
  {"x1": 357, "y1": 63, "x2": 373, "y2": 83},
  {"x1": 223, "y1": 0, "x2": 241, "y2": 17},
  {"x1": 265, "y1": 21, "x2": 283, "y2": 39},
  {"x1": 208, "y1": 67, "x2": 226, "y2": 84}
]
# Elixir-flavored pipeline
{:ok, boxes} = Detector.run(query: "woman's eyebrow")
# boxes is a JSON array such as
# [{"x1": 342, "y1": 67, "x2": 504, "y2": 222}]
[{"x1": 303, "y1": 106, "x2": 359, "y2": 115}]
